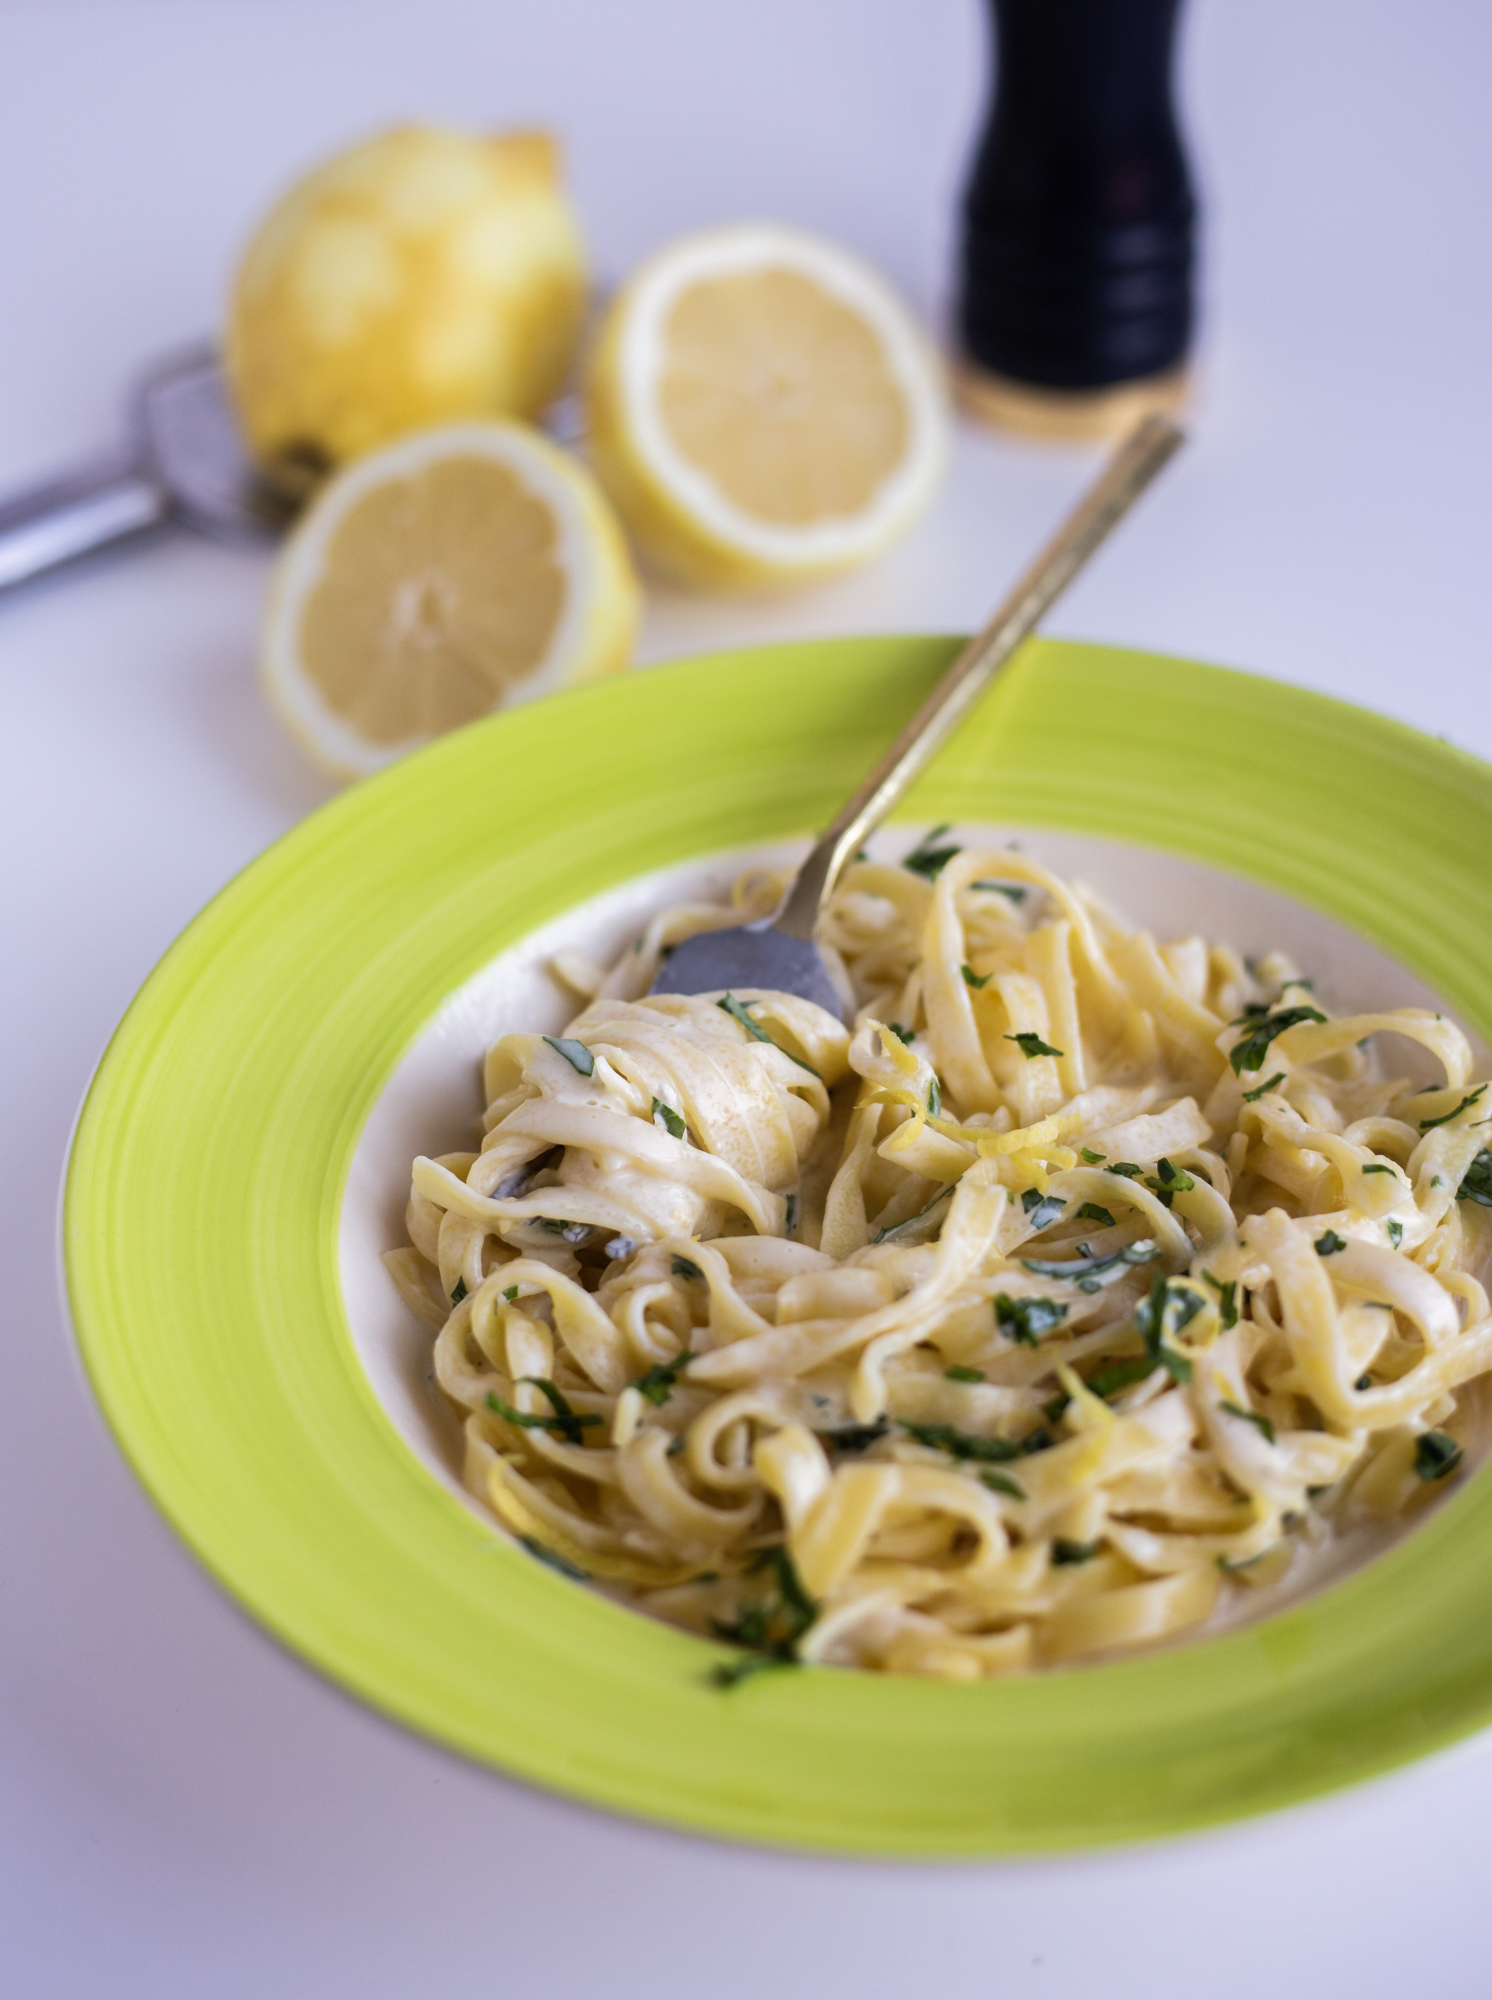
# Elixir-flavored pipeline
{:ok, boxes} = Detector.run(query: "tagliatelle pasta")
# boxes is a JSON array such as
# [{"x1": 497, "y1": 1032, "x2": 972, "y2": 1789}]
[{"x1": 385, "y1": 836, "x2": 1492, "y2": 1680}]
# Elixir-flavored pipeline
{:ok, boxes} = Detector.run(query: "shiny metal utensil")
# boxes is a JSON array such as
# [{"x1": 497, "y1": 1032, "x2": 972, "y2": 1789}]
[
  {"x1": 651, "y1": 412, "x2": 1185, "y2": 1022},
  {"x1": 0, "y1": 345, "x2": 291, "y2": 595}
]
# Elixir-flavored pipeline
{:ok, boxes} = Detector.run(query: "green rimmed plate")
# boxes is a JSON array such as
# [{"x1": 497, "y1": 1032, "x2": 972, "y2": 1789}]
[{"x1": 63, "y1": 635, "x2": 1492, "y2": 1855}]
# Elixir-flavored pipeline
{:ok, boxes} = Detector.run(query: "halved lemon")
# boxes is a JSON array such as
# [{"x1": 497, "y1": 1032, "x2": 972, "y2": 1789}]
[
  {"x1": 585, "y1": 223, "x2": 949, "y2": 589},
  {"x1": 261, "y1": 421, "x2": 641, "y2": 779}
]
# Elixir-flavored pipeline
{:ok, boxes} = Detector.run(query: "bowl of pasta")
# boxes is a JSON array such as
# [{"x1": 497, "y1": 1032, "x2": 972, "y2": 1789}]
[{"x1": 64, "y1": 633, "x2": 1492, "y2": 1853}]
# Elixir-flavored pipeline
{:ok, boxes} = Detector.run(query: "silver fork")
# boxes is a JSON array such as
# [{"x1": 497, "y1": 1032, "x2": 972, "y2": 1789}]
[{"x1": 650, "y1": 412, "x2": 1185, "y2": 1021}]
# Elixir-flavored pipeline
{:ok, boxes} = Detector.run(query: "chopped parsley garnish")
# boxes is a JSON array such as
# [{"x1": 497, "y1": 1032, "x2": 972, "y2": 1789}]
[
  {"x1": 784, "y1": 1192, "x2": 797, "y2": 1234},
  {"x1": 651, "y1": 1097, "x2": 686, "y2": 1139},
  {"x1": 542, "y1": 1035, "x2": 595, "y2": 1077},
  {"x1": 1413, "y1": 1430, "x2": 1463, "y2": 1481},
  {"x1": 874, "y1": 1184, "x2": 954, "y2": 1243},
  {"x1": 1076, "y1": 1202, "x2": 1116, "y2": 1227},
  {"x1": 903, "y1": 825, "x2": 961, "y2": 878},
  {"x1": 1418, "y1": 1084, "x2": 1488, "y2": 1132},
  {"x1": 517, "y1": 1535, "x2": 589, "y2": 1580},
  {"x1": 1087, "y1": 1355, "x2": 1157, "y2": 1398},
  {"x1": 817, "y1": 1416, "x2": 890, "y2": 1453},
  {"x1": 709, "y1": 1653, "x2": 797, "y2": 1690},
  {"x1": 1143, "y1": 1157, "x2": 1196, "y2": 1208},
  {"x1": 887, "y1": 1022, "x2": 916, "y2": 1044},
  {"x1": 709, "y1": 1550, "x2": 815, "y2": 1679},
  {"x1": 899, "y1": 1419, "x2": 1023, "y2": 1463},
  {"x1": 1021, "y1": 1238, "x2": 1159, "y2": 1292},
  {"x1": 1106, "y1": 1161, "x2": 1145, "y2": 1179},
  {"x1": 502, "y1": 1284, "x2": 518, "y2": 1301},
  {"x1": 1052, "y1": 1539, "x2": 1100, "y2": 1565},
  {"x1": 532, "y1": 1217, "x2": 591, "y2": 1243},
  {"x1": 717, "y1": 993, "x2": 822, "y2": 1078},
  {"x1": 1134, "y1": 1270, "x2": 1201, "y2": 1382},
  {"x1": 1242, "y1": 1071, "x2": 1286, "y2": 1103},
  {"x1": 1458, "y1": 1150, "x2": 1492, "y2": 1209},
  {"x1": 1020, "y1": 1187, "x2": 1066, "y2": 1231},
  {"x1": 996, "y1": 1294, "x2": 1068, "y2": 1345},
  {"x1": 633, "y1": 1349, "x2": 696, "y2": 1406},
  {"x1": 1203, "y1": 1271, "x2": 1239, "y2": 1329},
  {"x1": 1006, "y1": 1031, "x2": 1064, "y2": 1060},
  {"x1": 980, "y1": 1470, "x2": 1026, "y2": 1499},
  {"x1": 927, "y1": 1076, "x2": 942, "y2": 1117},
  {"x1": 1229, "y1": 1004, "x2": 1327, "y2": 1075},
  {"x1": 1355, "y1": 1372, "x2": 1373, "y2": 1391},
  {"x1": 961, "y1": 964, "x2": 991, "y2": 990},
  {"x1": 671, "y1": 1255, "x2": 703, "y2": 1281},
  {"x1": 1360, "y1": 1162, "x2": 1396, "y2": 1176},
  {"x1": 1314, "y1": 1229, "x2": 1347, "y2": 1256},
  {"x1": 1080, "y1": 1147, "x2": 1106, "y2": 1165},
  {"x1": 1220, "y1": 1398, "x2": 1276, "y2": 1444},
  {"x1": 1387, "y1": 1219, "x2": 1404, "y2": 1249},
  {"x1": 945, "y1": 1364, "x2": 985, "y2": 1383},
  {"x1": 487, "y1": 1380, "x2": 601, "y2": 1443},
  {"x1": 449, "y1": 1275, "x2": 468, "y2": 1304},
  {"x1": 970, "y1": 880, "x2": 1027, "y2": 904}
]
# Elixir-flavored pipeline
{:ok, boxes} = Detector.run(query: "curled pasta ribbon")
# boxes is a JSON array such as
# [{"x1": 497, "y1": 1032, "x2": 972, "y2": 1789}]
[{"x1": 389, "y1": 849, "x2": 1492, "y2": 1681}]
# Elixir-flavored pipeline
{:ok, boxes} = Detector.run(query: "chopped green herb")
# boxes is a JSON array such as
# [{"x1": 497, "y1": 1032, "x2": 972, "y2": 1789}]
[
  {"x1": 980, "y1": 1470, "x2": 1027, "y2": 1499},
  {"x1": 996, "y1": 1294, "x2": 1068, "y2": 1345},
  {"x1": 1387, "y1": 1219, "x2": 1404, "y2": 1248},
  {"x1": 1314, "y1": 1229, "x2": 1347, "y2": 1256},
  {"x1": 502, "y1": 1284, "x2": 518, "y2": 1301},
  {"x1": 1202, "y1": 1271, "x2": 1239, "y2": 1329},
  {"x1": 1413, "y1": 1430, "x2": 1463, "y2": 1481},
  {"x1": 1106, "y1": 1161, "x2": 1145, "y2": 1179},
  {"x1": 784, "y1": 1192, "x2": 797, "y2": 1234},
  {"x1": 1134, "y1": 1269, "x2": 1200, "y2": 1382},
  {"x1": 961, "y1": 963, "x2": 992, "y2": 990},
  {"x1": 449, "y1": 1275, "x2": 468, "y2": 1304},
  {"x1": 709, "y1": 1550, "x2": 816, "y2": 1676},
  {"x1": 1042, "y1": 1392, "x2": 1070, "y2": 1425},
  {"x1": 718, "y1": 991, "x2": 822, "y2": 1078},
  {"x1": 1021, "y1": 1239, "x2": 1159, "y2": 1291},
  {"x1": 1229, "y1": 1005, "x2": 1327, "y2": 1076},
  {"x1": 1242, "y1": 1071, "x2": 1286, "y2": 1103},
  {"x1": 651, "y1": 1097, "x2": 686, "y2": 1139},
  {"x1": 1076, "y1": 1202, "x2": 1116, "y2": 1227},
  {"x1": 1080, "y1": 1147, "x2": 1106, "y2": 1165},
  {"x1": 887, "y1": 1022, "x2": 916, "y2": 1045},
  {"x1": 1052, "y1": 1539, "x2": 1100, "y2": 1565},
  {"x1": 633, "y1": 1349, "x2": 696, "y2": 1407},
  {"x1": 899, "y1": 1419, "x2": 1022, "y2": 1463},
  {"x1": 1006, "y1": 1031, "x2": 1064, "y2": 1060},
  {"x1": 486, "y1": 1382, "x2": 601, "y2": 1443},
  {"x1": 1360, "y1": 1162, "x2": 1396, "y2": 1176},
  {"x1": 709, "y1": 1653, "x2": 797, "y2": 1690},
  {"x1": 542, "y1": 1035, "x2": 595, "y2": 1077},
  {"x1": 1456, "y1": 1150, "x2": 1492, "y2": 1209},
  {"x1": 818, "y1": 1417, "x2": 890, "y2": 1453},
  {"x1": 874, "y1": 1184, "x2": 954, "y2": 1243},
  {"x1": 1220, "y1": 1398, "x2": 1276, "y2": 1444},
  {"x1": 970, "y1": 880, "x2": 1027, "y2": 904},
  {"x1": 945, "y1": 1364, "x2": 985, "y2": 1383},
  {"x1": 1418, "y1": 1085, "x2": 1488, "y2": 1131},
  {"x1": 1020, "y1": 1187, "x2": 1066, "y2": 1231},
  {"x1": 671, "y1": 1255, "x2": 703, "y2": 1281},
  {"x1": 1355, "y1": 1372, "x2": 1373, "y2": 1391},
  {"x1": 903, "y1": 825, "x2": 961, "y2": 878},
  {"x1": 1087, "y1": 1355, "x2": 1157, "y2": 1398},
  {"x1": 1142, "y1": 1157, "x2": 1197, "y2": 1208},
  {"x1": 517, "y1": 1535, "x2": 589, "y2": 1580},
  {"x1": 927, "y1": 1076, "x2": 942, "y2": 1117}
]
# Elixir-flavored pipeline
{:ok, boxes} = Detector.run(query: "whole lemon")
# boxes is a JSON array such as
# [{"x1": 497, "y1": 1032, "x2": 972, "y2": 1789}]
[{"x1": 226, "y1": 126, "x2": 588, "y2": 492}]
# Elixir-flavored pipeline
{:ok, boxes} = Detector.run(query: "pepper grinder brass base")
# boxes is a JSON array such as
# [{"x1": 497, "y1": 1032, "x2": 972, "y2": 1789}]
[{"x1": 955, "y1": 361, "x2": 1189, "y2": 444}]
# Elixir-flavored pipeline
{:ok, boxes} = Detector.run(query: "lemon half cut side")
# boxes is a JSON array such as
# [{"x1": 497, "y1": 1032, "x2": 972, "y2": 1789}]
[
  {"x1": 586, "y1": 223, "x2": 950, "y2": 590},
  {"x1": 261, "y1": 421, "x2": 641, "y2": 780}
]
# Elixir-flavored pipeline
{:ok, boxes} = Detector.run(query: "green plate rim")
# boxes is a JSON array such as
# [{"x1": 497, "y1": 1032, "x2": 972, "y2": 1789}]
[{"x1": 62, "y1": 634, "x2": 1492, "y2": 1856}]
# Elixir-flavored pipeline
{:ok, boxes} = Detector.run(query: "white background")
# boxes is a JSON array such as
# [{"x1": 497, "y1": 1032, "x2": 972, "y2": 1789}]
[{"x1": 3, "y1": 2, "x2": 1491, "y2": 1994}]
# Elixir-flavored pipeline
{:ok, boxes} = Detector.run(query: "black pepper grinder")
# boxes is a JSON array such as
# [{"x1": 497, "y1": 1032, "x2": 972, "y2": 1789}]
[{"x1": 958, "y1": 0, "x2": 1196, "y2": 441}]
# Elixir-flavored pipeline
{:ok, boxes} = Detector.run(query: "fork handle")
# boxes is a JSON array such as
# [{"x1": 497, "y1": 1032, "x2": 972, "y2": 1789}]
[
  {"x1": 772, "y1": 411, "x2": 1184, "y2": 939},
  {"x1": 0, "y1": 456, "x2": 170, "y2": 595}
]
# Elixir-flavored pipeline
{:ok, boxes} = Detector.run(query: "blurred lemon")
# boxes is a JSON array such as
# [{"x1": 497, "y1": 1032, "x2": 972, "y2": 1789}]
[
  {"x1": 227, "y1": 127, "x2": 587, "y2": 491},
  {"x1": 585, "y1": 222, "x2": 948, "y2": 589},
  {"x1": 260, "y1": 421, "x2": 640, "y2": 779}
]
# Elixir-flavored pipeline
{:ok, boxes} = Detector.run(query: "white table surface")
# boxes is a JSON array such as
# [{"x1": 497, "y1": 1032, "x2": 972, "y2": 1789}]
[{"x1": 4, "y1": 2, "x2": 1492, "y2": 1993}]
